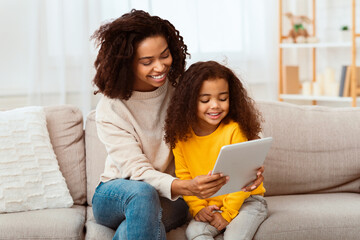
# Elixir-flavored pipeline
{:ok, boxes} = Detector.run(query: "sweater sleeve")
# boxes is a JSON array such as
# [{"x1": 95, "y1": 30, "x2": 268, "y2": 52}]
[
  {"x1": 96, "y1": 112, "x2": 176, "y2": 200},
  {"x1": 220, "y1": 191, "x2": 250, "y2": 222},
  {"x1": 173, "y1": 145, "x2": 208, "y2": 216}
]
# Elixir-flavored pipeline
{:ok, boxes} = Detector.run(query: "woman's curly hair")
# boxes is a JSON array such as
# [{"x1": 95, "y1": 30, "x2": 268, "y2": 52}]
[
  {"x1": 164, "y1": 61, "x2": 263, "y2": 149},
  {"x1": 91, "y1": 9, "x2": 189, "y2": 100}
]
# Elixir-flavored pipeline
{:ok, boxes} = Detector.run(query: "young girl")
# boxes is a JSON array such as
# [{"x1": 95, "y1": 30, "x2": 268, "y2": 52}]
[{"x1": 165, "y1": 61, "x2": 268, "y2": 240}]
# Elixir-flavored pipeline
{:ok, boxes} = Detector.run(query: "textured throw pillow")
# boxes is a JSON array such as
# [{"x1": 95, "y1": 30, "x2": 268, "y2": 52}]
[{"x1": 0, "y1": 106, "x2": 73, "y2": 213}]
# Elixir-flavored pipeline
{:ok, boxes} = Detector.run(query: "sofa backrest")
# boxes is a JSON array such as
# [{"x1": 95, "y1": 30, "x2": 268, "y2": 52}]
[
  {"x1": 44, "y1": 105, "x2": 87, "y2": 205},
  {"x1": 84, "y1": 101, "x2": 360, "y2": 200},
  {"x1": 257, "y1": 101, "x2": 360, "y2": 196},
  {"x1": 85, "y1": 110, "x2": 107, "y2": 206}
]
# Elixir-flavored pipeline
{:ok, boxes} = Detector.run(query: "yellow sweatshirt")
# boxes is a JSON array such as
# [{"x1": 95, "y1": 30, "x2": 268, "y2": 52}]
[{"x1": 173, "y1": 120, "x2": 265, "y2": 223}]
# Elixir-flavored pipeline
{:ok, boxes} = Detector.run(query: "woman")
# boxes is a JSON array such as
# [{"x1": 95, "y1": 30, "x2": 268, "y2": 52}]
[{"x1": 91, "y1": 9, "x2": 264, "y2": 240}]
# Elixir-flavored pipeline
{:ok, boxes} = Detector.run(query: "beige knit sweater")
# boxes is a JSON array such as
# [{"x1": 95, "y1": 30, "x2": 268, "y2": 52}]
[{"x1": 95, "y1": 81, "x2": 177, "y2": 200}]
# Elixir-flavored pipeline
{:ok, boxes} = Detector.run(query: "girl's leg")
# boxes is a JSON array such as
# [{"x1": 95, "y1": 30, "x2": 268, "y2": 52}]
[
  {"x1": 223, "y1": 195, "x2": 268, "y2": 240},
  {"x1": 92, "y1": 179, "x2": 166, "y2": 240},
  {"x1": 186, "y1": 219, "x2": 221, "y2": 240},
  {"x1": 160, "y1": 197, "x2": 189, "y2": 232}
]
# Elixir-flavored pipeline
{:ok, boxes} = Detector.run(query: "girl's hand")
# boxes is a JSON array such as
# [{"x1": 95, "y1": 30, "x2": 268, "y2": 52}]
[
  {"x1": 210, "y1": 212, "x2": 229, "y2": 231},
  {"x1": 194, "y1": 205, "x2": 219, "y2": 222},
  {"x1": 188, "y1": 172, "x2": 228, "y2": 199},
  {"x1": 241, "y1": 165, "x2": 264, "y2": 192}
]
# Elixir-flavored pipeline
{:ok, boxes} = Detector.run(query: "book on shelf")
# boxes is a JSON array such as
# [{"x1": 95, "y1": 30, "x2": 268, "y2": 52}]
[
  {"x1": 338, "y1": 65, "x2": 347, "y2": 97},
  {"x1": 341, "y1": 66, "x2": 360, "y2": 97},
  {"x1": 282, "y1": 65, "x2": 301, "y2": 94}
]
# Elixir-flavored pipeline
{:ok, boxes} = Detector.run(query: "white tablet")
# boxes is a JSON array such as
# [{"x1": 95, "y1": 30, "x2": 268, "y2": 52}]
[{"x1": 211, "y1": 137, "x2": 273, "y2": 197}]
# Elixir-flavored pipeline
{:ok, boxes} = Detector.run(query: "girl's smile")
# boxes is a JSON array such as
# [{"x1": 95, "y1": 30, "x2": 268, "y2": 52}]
[{"x1": 193, "y1": 78, "x2": 230, "y2": 136}]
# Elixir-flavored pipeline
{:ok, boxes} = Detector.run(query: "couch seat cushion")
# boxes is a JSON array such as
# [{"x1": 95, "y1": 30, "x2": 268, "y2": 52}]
[
  {"x1": 85, "y1": 207, "x2": 188, "y2": 240},
  {"x1": 0, "y1": 205, "x2": 85, "y2": 240},
  {"x1": 254, "y1": 193, "x2": 360, "y2": 240}
]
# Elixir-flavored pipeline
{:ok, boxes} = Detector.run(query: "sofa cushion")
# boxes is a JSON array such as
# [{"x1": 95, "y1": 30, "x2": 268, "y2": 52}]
[
  {"x1": 254, "y1": 193, "x2": 360, "y2": 240},
  {"x1": 45, "y1": 105, "x2": 86, "y2": 205},
  {"x1": 257, "y1": 101, "x2": 360, "y2": 196},
  {"x1": 0, "y1": 106, "x2": 73, "y2": 213},
  {"x1": 0, "y1": 205, "x2": 85, "y2": 240},
  {"x1": 85, "y1": 110, "x2": 107, "y2": 206}
]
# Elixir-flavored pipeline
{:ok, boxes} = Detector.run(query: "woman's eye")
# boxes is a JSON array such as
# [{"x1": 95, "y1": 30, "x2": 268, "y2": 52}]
[{"x1": 142, "y1": 62, "x2": 152, "y2": 66}]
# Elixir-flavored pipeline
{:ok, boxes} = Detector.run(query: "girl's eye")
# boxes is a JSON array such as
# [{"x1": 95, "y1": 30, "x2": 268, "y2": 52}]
[
  {"x1": 161, "y1": 54, "x2": 169, "y2": 59},
  {"x1": 219, "y1": 98, "x2": 228, "y2": 102},
  {"x1": 200, "y1": 100, "x2": 209, "y2": 103}
]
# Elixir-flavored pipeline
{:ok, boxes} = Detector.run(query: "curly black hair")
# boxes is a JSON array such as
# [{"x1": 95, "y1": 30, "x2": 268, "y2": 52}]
[
  {"x1": 164, "y1": 61, "x2": 263, "y2": 149},
  {"x1": 91, "y1": 9, "x2": 189, "y2": 100}
]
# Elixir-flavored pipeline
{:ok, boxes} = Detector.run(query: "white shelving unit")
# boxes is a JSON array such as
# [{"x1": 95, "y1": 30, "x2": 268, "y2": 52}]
[
  {"x1": 278, "y1": 0, "x2": 360, "y2": 107},
  {"x1": 280, "y1": 42, "x2": 352, "y2": 48}
]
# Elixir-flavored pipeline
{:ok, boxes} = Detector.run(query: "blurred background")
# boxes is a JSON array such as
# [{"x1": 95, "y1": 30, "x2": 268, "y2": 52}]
[{"x1": 1, "y1": 0, "x2": 359, "y2": 116}]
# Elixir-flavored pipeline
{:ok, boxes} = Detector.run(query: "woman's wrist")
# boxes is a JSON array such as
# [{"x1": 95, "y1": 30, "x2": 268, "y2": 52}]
[{"x1": 171, "y1": 178, "x2": 192, "y2": 198}]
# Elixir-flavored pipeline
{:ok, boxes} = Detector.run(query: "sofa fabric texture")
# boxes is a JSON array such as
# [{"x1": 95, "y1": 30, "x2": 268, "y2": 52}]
[
  {"x1": 257, "y1": 101, "x2": 360, "y2": 196},
  {"x1": 1, "y1": 101, "x2": 359, "y2": 239},
  {"x1": 45, "y1": 105, "x2": 87, "y2": 205}
]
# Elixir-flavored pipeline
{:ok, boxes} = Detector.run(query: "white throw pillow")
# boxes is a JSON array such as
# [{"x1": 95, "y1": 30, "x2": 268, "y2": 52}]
[{"x1": 0, "y1": 106, "x2": 73, "y2": 213}]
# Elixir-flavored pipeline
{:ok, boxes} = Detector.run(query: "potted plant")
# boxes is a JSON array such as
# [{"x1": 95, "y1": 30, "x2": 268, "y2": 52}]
[{"x1": 340, "y1": 25, "x2": 351, "y2": 42}]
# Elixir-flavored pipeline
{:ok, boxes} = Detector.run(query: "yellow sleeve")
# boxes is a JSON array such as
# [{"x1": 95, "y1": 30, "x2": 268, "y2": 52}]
[
  {"x1": 230, "y1": 123, "x2": 248, "y2": 143},
  {"x1": 173, "y1": 145, "x2": 208, "y2": 217},
  {"x1": 220, "y1": 191, "x2": 251, "y2": 222}
]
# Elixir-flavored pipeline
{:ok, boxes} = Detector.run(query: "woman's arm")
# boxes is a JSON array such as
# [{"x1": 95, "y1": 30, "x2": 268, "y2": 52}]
[{"x1": 96, "y1": 116, "x2": 176, "y2": 199}]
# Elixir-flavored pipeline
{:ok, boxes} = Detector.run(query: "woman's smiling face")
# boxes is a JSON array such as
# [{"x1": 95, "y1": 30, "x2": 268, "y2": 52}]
[{"x1": 132, "y1": 35, "x2": 173, "y2": 92}]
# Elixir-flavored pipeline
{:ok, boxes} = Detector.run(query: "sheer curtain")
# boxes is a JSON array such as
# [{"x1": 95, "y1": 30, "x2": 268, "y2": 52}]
[{"x1": 0, "y1": 0, "x2": 278, "y2": 115}]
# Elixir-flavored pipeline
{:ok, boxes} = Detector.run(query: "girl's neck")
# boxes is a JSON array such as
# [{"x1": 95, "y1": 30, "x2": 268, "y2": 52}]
[{"x1": 192, "y1": 122, "x2": 221, "y2": 137}]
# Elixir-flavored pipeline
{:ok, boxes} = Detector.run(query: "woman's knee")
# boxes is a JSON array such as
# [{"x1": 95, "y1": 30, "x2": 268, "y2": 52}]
[{"x1": 127, "y1": 181, "x2": 160, "y2": 207}]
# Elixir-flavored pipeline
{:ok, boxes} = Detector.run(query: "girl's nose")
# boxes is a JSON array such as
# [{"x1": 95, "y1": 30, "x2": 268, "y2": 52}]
[{"x1": 210, "y1": 100, "x2": 220, "y2": 108}]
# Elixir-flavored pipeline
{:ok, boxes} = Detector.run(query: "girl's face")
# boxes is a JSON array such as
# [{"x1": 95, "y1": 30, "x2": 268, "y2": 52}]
[
  {"x1": 193, "y1": 78, "x2": 230, "y2": 136},
  {"x1": 132, "y1": 35, "x2": 173, "y2": 92}
]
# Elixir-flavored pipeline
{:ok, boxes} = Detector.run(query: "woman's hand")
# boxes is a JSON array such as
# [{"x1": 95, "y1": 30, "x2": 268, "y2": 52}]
[
  {"x1": 188, "y1": 172, "x2": 228, "y2": 199},
  {"x1": 171, "y1": 171, "x2": 228, "y2": 199},
  {"x1": 241, "y1": 165, "x2": 264, "y2": 192}
]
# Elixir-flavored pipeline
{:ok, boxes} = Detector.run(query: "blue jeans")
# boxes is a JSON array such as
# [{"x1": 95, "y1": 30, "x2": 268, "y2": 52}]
[{"x1": 92, "y1": 179, "x2": 189, "y2": 240}]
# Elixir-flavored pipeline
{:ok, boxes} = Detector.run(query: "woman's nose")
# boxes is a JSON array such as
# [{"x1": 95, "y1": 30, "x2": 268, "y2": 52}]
[{"x1": 153, "y1": 60, "x2": 165, "y2": 72}]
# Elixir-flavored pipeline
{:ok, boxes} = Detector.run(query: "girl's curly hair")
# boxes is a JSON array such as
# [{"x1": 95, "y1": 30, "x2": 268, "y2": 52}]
[
  {"x1": 164, "y1": 61, "x2": 263, "y2": 149},
  {"x1": 91, "y1": 9, "x2": 189, "y2": 100}
]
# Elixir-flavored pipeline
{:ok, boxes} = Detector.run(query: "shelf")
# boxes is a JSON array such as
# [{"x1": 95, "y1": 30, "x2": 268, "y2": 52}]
[
  {"x1": 280, "y1": 94, "x2": 360, "y2": 102},
  {"x1": 279, "y1": 42, "x2": 352, "y2": 48}
]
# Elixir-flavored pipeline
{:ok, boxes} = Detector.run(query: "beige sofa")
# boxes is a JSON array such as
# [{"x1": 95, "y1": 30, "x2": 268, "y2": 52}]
[{"x1": 1, "y1": 100, "x2": 359, "y2": 240}]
